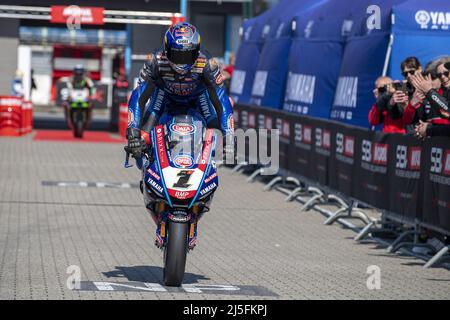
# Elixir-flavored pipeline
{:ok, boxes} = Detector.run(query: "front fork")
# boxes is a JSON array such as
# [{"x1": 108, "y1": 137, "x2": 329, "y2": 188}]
[{"x1": 155, "y1": 215, "x2": 198, "y2": 251}]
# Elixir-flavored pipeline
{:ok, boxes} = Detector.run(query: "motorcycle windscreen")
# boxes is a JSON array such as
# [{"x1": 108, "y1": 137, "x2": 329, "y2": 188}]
[
  {"x1": 157, "y1": 115, "x2": 212, "y2": 203},
  {"x1": 166, "y1": 115, "x2": 205, "y2": 169},
  {"x1": 70, "y1": 88, "x2": 90, "y2": 108}
]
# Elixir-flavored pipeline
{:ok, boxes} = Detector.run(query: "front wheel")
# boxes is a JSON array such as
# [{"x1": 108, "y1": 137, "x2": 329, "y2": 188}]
[
  {"x1": 74, "y1": 120, "x2": 84, "y2": 138},
  {"x1": 73, "y1": 110, "x2": 85, "y2": 138},
  {"x1": 163, "y1": 221, "x2": 188, "y2": 286}
]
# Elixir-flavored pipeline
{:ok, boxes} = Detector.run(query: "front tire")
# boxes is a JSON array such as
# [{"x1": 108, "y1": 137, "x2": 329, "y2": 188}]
[
  {"x1": 163, "y1": 221, "x2": 188, "y2": 287},
  {"x1": 74, "y1": 120, "x2": 83, "y2": 138},
  {"x1": 73, "y1": 111, "x2": 84, "y2": 138}
]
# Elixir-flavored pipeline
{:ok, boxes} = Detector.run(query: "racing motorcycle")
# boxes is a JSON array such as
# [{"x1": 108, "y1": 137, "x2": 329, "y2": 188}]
[
  {"x1": 124, "y1": 111, "x2": 219, "y2": 287},
  {"x1": 62, "y1": 87, "x2": 91, "y2": 138}
]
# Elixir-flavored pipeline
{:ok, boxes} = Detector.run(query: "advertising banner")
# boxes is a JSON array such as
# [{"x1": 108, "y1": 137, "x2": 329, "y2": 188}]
[
  {"x1": 328, "y1": 122, "x2": 359, "y2": 197},
  {"x1": 387, "y1": 134, "x2": 424, "y2": 221},
  {"x1": 422, "y1": 137, "x2": 450, "y2": 232},
  {"x1": 51, "y1": 6, "x2": 105, "y2": 25}
]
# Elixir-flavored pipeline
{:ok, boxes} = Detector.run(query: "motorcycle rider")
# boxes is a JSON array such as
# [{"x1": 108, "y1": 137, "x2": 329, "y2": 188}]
[
  {"x1": 65, "y1": 64, "x2": 95, "y2": 97},
  {"x1": 126, "y1": 22, "x2": 234, "y2": 160},
  {"x1": 62, "y1": 65, "x2": 95, "y2": 126}
]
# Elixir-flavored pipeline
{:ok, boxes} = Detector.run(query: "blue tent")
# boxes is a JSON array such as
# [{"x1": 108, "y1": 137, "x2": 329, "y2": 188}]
[
  {"x1": 389, "y1": 0, "x2": 450, "y2": 80},
  {"x1": 249, "y1": 0, "x2": 326, "y2": 109},
  {"x1": 330, "y1": 0, "x2": 407, "y2": 127},
  {"x1": 283, "y1": 0, "x2": 368, "y2": 118},
  {"x1": 229, "y1": 1, "x2": 285, "y2": 104}
]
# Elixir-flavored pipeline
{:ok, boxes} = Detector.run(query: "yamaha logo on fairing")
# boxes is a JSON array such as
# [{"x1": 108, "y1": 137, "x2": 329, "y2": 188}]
[
  {"x1": 148, "y1": 178, "x2": 163, "y2": 194},
  {"x1": 415, "y1": 10, "x2": 450, "y2": 30},
  {"x1": 200, "y1": 182, "x2": 217, "y2": 196}
]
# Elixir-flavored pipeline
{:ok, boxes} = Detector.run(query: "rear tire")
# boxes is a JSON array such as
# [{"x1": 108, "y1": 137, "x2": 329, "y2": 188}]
[{"x1": 163, "y1": 221, "x2": 188, "y2": 287}]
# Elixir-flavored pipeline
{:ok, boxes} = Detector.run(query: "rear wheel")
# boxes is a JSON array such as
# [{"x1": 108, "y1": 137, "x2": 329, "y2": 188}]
[{"x1": 163, "y1": 221, "x2": 188, "y2": 287}]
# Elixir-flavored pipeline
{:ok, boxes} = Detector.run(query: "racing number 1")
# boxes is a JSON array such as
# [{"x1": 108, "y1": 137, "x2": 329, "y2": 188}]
[{"x1": 173, "y1": 170, "x2": 193, "y2": 189}]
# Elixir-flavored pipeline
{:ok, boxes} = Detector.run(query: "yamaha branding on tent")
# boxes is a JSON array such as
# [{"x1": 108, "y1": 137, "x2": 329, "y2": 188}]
[
  {"x1": 389, "y1": 0, "x2": 450, "y2": 80},
  {"x1": 283, "y1": 9, "x2": 346, "y2": 118},
  {"x1": 330, "y1": 32, "x2": 390, "y2": 127}
]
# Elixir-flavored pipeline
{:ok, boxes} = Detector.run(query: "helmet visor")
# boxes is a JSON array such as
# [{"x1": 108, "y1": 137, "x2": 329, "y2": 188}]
[{"x1": 167, "y1": 47, "x2": 199, "y2": 66}]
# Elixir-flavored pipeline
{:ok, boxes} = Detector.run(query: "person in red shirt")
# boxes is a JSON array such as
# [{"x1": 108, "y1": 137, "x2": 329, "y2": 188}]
[
  {"x1": 223, "y1": 52, "x2": 235, "y2": 79},
  {"x1": 368, "y1": 76, "x2": 407, "y2": 133},
  {"x1": 222, "y1": 52, "x2": 235, "y2": 95}
]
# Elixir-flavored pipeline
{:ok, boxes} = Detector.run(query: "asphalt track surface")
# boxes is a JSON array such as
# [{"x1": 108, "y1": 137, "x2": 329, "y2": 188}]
[{"x1": 0, "y1": 131, "x2": 449, "y2": 300}]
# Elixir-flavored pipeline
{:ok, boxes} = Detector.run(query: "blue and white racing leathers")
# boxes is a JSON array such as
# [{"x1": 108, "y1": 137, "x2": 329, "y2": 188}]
[{"x1": 127, "y1": 49, "x2": 234, "y2": 137}]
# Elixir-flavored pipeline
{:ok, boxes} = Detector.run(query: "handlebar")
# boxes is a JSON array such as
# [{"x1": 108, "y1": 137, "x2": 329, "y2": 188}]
[{"x1": 123, "y1": 143, "x2": 153, "y2": 169}]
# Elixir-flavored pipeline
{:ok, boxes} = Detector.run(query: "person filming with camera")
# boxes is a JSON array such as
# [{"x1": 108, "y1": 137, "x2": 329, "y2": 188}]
[{"x1": 368, "y1": 76, "x2": 407, "y2": 133}]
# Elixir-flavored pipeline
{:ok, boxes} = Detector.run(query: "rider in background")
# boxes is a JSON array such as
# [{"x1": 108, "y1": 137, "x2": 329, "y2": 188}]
[
  {"x1": 126, "y1": 22, "x2": 234, "y2": 158},
  {"x1": 61, "y1": 65, "x2": 96, "y2": 125}
]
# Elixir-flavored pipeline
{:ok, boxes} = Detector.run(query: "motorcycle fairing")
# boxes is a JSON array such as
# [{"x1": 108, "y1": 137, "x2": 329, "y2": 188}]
[{"x1": 144, "y1": 114, "x2": 218, "y2": 207}]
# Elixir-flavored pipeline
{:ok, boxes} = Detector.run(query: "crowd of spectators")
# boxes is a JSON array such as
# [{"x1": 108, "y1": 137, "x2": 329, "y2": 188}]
[{"x1": 369, "y1": 56, "x2": 450, "y2": 138}]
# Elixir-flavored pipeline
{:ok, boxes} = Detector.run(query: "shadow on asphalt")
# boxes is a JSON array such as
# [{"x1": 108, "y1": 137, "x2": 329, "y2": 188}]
[{"x1": 103, "y1": 265, "x2": 210, "y2": 284}]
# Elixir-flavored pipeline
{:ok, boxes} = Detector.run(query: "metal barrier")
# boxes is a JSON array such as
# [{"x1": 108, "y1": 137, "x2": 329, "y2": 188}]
[
  {"x1": 232, "y1": 102, "x2": 450, "y2": 268},
  {"x1": 232, "y1": 161, "x2": 450, "y2": 269}
]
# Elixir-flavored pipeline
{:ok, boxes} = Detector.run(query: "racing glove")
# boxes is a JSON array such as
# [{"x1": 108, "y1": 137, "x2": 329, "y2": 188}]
[{"x1": 126, "y1": 127, "x2": 146, "y2": 158}]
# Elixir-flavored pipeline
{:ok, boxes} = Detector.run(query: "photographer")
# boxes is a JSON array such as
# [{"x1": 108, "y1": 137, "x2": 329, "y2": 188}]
[{"x1": 368, "y1": 76, "x2": 407, "y2": 133}]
